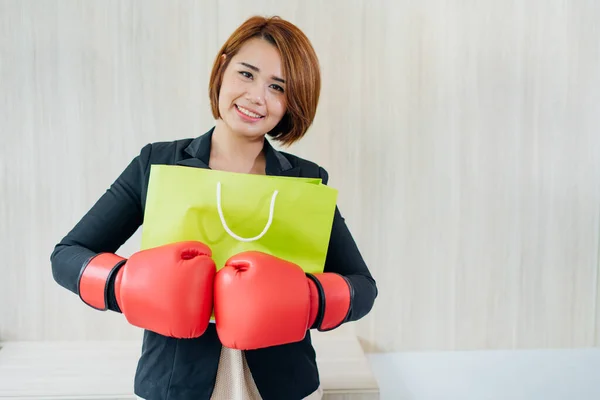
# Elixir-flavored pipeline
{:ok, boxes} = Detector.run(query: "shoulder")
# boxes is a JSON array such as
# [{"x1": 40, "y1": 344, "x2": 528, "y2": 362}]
[{"x1": 278, "y1": 150, "x2": 330, "y2": 185}]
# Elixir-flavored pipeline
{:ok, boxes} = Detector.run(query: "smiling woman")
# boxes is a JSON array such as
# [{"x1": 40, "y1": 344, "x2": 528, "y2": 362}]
[{"x1": 50, "y1": 14, "x2": 377, "y2": 400}]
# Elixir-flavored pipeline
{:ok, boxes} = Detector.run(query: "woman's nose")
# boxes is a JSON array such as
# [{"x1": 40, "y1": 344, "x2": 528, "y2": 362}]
[{"x1": 246, "y1": 83, "x2": 266, "y2": 105}]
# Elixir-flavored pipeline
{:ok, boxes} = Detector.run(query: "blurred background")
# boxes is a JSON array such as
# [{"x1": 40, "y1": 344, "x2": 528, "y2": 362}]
[{"x1": 1, "y1": 0, "x2": 599, "y2": 398}]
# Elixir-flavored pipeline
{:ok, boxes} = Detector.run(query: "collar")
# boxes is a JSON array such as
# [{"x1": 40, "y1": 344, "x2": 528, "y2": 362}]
[{"x1": 176, "y1": 127, "x2": 301, "y2": 177}]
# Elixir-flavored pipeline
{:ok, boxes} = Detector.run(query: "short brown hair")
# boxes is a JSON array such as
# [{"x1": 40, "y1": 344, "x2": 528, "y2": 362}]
[{"x1": 209, "y1": 16, "x2": 321, "y2": 146}]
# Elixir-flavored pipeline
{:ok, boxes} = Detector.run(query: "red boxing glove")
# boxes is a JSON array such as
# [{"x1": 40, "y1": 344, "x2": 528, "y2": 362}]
[
  {"x1": 78, "y1": 241, "x2": 216, "y2": 339},
  {"x1": 214, "y1": 251, "x2": 352, "y2": 350},
  {"x1": 306, "y1": 272, "x2": 353, "y2": 331}
]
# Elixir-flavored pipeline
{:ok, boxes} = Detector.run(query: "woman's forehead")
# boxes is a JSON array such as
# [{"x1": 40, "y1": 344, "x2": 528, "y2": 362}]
[{"x1": 233, "y1": 38, "x2": 284, "y2": 78}]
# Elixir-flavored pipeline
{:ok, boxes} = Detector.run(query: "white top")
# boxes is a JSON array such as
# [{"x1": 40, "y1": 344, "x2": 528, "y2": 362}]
[{"x1": 210, "y1": 346, "x2": 323, "y2": 400}]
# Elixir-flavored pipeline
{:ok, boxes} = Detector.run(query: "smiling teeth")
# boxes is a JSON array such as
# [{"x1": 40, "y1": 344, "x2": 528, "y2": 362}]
[{"x1": 237, "y1": 105, "x2": 262, "y2": 118}]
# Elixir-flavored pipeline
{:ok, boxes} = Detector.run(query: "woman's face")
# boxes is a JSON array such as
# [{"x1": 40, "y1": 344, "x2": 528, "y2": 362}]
[{"x1": 217, "y1": 38, "x2": 288, "y2": 141}]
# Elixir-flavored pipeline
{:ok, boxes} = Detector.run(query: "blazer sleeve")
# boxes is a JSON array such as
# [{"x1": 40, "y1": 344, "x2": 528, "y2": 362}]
[
  {"x1": 319, "y1": 166, "x2": 378, "y2": 323},
  {"x1": 50, "y1": 143, "x2": 152, "y2": 312}
]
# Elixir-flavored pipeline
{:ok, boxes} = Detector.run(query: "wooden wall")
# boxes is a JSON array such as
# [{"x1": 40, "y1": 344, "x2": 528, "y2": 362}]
[{"x1": 1, "y1": 0, "x2": 599, "y2": 352}]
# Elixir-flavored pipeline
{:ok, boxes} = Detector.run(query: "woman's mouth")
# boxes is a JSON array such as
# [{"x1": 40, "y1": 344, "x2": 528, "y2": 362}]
[{"x1": 235, "y1": 104, "x2": 265, "y2": 121}]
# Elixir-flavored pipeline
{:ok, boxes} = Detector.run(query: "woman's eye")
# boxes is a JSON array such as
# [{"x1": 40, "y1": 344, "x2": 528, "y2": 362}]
[
  {"x1": 270, "y1": 84, "x2": 284, "y2": 93},
  {"x1": 239, "y1": 71, "x2": 252, "y2": 79}
]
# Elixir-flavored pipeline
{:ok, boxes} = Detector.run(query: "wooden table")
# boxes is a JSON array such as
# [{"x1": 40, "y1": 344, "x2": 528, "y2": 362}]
[{"x1": 0, "y1": 333, "x2": 379, "y2": 399}]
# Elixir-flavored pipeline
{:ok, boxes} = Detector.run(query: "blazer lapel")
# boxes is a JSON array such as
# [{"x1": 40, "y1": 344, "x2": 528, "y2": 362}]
[
  {"x1": 176, "y1": 127, "x2": 214, "y2": 169},
  {"x1": 271, "y1": 166, "x2": 302, "y2": 177},
  {"x1": 264, "y1": 140, "x2": 302, "y2": 177},
  {"x1": 175, "y1": 158, "x2": 209, "y2": 169}
]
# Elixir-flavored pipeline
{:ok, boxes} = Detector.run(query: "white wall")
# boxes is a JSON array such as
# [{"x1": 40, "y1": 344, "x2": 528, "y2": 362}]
[
  {"x1": 1, "y1": 0, "x2": 599, "y2": 353},
  {"x1": 368, "y1": 348, "x2": 600, "y2": 399}
]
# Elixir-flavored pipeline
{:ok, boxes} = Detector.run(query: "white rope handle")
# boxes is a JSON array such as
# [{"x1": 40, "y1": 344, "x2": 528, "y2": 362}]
[{"x1": 216, "y1": 181, "x2": 278, "y2": 242}]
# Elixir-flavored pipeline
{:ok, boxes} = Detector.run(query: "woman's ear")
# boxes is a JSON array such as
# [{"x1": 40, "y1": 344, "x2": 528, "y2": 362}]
[{"x1": 221, "y1": 54, "x2": 227, "y2": 63}]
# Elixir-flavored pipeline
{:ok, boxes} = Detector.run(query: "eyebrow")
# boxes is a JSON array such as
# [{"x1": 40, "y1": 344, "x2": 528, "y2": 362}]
[{"x1": 238, "y1": 62, "x2": 285, "y2": 84}]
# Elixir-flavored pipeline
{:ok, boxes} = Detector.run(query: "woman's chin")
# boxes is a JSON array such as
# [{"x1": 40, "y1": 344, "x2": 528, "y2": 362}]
[{"x1": 226, "y1": 119, "x2": 273, "y2": 140}]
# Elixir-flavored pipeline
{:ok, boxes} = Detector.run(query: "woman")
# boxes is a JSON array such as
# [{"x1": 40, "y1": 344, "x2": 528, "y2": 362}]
[{"x1": 51, "y1": 15, "x2": 377, "y2": 400}]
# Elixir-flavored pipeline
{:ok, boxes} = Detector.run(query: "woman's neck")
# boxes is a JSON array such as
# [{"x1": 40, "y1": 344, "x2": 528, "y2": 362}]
[{"x1": 209, "y1": 120, "x2": 267, "y2": 174}]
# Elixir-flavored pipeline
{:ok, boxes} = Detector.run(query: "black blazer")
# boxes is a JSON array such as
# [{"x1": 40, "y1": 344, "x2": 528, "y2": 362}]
[{"x1": 50, "y1": 127, "x2": 378, "y2": 400}]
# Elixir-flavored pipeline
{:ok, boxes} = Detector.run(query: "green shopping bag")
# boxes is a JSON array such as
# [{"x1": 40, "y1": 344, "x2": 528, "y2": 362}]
[{"x1": 140, "y1": 165, "x2": 338, "y2": 274}]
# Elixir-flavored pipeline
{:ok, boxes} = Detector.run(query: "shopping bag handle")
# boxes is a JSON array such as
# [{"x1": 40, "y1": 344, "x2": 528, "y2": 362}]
[{"x1": 216, "y1": 181, "x2": 278, "y2": 242}]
